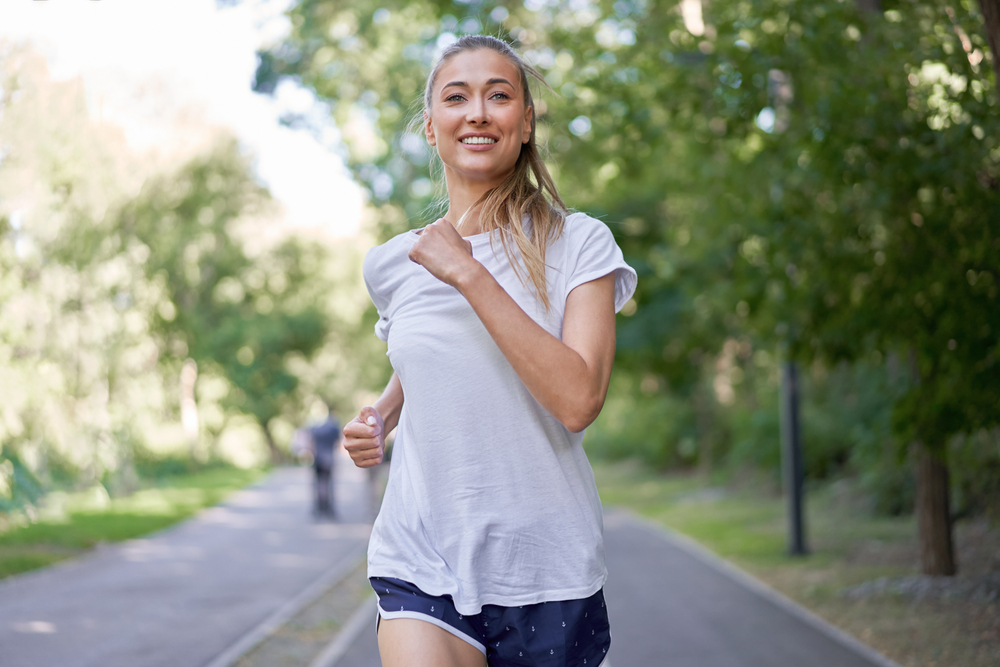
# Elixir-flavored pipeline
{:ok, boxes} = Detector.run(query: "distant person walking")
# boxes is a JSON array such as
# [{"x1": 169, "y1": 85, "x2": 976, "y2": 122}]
[
  {"x1": 309, "y1": 408, "x2": 341, "y2": 517},
  {"x1": 343, "y1": 35, "x2": 635, "y2": 667}
]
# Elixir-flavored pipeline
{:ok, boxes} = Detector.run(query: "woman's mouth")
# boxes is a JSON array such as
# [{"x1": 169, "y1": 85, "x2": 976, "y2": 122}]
[{"x1": 460, "y1": 137, "x2": 497, "y2": 145}]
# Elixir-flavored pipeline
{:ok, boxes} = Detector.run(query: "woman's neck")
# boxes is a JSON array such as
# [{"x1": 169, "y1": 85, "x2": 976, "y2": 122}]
[
  {"x1": 441, "y1": 167, "x2": 511, "y2": 236},
  {"x1": 443, "y1": 202, "x2": 483, "y2": 236}
]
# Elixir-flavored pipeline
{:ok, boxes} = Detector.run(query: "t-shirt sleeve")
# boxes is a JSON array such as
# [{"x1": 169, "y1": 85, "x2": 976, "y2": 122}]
[
  {"x1": 565, "y1": 215, "x2": 638, "y2": 313},
  {"x1": 363, "y1": 247, "x2": 392, "y2": 342}
]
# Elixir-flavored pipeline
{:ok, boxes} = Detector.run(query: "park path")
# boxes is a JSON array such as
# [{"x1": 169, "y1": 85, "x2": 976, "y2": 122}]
[
  {"x1": 332, "y1": 509, "x2": 899, "y2": 667},
  {"x1": 0, "y1": 455, "x2": 902, "y2": 667},
  {"x1": 0, "y1": 448, "x2": 374, "y2": 667}
]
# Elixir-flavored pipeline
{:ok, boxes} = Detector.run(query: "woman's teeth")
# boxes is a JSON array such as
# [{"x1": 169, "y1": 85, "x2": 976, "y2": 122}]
[{"x1": 461, "y1": 137, "x2": 497, "y2": 144}]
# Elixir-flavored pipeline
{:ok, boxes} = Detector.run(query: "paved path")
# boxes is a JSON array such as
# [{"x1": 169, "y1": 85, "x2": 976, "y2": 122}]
[
  {"x1": 0, "y1": 450, "x2": 374, "y2": 667},
  {"x1": 333, "y1": 510, "x2": 897, "y2": 667},
  {"x1": 1, "y1": 455, "x2": 900, "y2": 667}
]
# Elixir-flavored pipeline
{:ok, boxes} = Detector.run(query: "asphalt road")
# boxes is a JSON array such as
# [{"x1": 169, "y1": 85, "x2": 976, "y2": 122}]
[{"x1": 0, "y1": 457, "x2": 373, "y2": 667}]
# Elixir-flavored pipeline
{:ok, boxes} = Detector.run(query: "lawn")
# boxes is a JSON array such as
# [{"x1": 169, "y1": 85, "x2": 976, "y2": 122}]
[
  {"x1": 0, "y1": 466, "x2": 266, "y2": 579},
  {"x1": 593, "y1": 460, "x2": 1000, "y2": 667}
]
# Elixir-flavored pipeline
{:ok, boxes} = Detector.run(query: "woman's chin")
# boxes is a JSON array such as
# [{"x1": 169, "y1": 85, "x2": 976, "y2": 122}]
[{"x1": 445, "y1": 161, "x2": 517, "y2": 186}]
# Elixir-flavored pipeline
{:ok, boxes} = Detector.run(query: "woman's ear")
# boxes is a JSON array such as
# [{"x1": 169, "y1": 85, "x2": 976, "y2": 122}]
[
  {"x1": 522, "y1": 105, "x2": 533, "y2": 144},
  {"x1": 424, "y1": 110, "x2": 436, "y2": 147}
]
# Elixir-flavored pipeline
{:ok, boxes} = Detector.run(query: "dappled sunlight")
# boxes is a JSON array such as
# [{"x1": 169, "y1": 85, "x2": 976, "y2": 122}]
[
  {"x1": 13, "y1": 621, "x2": 56, "y2": 634},
  {"x1": 264, "y1": 553, "x2": 326, "y2": 570},
  {"x1": 121, "y1": 540, "x2": 206, "y2": 563},
  {"x1": 200, "y1": 506, "x2": 258, "y2": 529}
]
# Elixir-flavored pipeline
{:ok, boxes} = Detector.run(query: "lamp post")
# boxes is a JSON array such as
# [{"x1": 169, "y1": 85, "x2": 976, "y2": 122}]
[{"x1": 780, "y1": 360, "x2": 808, "y2": 556}]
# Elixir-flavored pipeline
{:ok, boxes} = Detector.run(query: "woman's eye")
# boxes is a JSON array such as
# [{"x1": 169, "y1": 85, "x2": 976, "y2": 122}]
[
  {"x1": 445, "y1": 94, "x2": 466, "y2": 102},
  {"x1": 490, "y1": 92, "x2": 511, "y2": 100}
]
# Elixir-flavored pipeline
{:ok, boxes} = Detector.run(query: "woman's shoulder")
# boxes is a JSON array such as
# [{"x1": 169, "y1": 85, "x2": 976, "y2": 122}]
[
  {"x1": 364, "y1": 229, "x2": 417, "y2": 272},
  {"x1": 557, "y1": 211, "x2": 619, "y2": 247},
  {"x1": 362, "y1": 229, "x2": 419, "y2": 301}
]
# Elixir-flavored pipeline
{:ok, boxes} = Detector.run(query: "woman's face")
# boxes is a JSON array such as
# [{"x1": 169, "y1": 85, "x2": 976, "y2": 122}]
[{"x1": 424, "y1": 49, "x2": 533, "y2": 187}]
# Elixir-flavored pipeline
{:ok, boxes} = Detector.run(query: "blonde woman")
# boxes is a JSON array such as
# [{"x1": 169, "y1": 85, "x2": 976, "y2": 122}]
[{"x1": 343, "y1": 35, "x2": 636, "y2": 667}]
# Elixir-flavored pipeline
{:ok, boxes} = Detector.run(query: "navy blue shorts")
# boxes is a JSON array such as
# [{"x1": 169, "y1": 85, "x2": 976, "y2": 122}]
[{"x1": 371, "y1": 577, "x2": 611, "y2": 666}]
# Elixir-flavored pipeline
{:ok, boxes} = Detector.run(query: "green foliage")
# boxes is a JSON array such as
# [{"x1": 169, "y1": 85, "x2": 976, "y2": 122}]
[
  {"x1": 0, "y1": 46, "x2": 372, "y2": 515},
  {"x1": 586, "y1": 373, "x2": 697, "y2": 467},
  {"x1": 715, "y1": 1, "x2": 1000, "y2": 455},
  {"x1": 260, "y1": 0, "x2": 1000, "y2": 516},
  {"x1": 0, "y1": 448, "x2": 44, "y2": 514},
  {"x1": 949, "y1": 428, "x2": 1000, "y2": 518},
  {"x1": 111, "y1": 139, "x2": 334, "y2": 455}
]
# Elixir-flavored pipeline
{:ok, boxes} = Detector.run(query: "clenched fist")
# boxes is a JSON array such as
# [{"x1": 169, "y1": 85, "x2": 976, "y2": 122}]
[
  {"x1": 343, "y1": 406, "x2": 385, "y2": 468},
  {"x1": 407, "y1": 219, "x2": 479, "y2": 288}
]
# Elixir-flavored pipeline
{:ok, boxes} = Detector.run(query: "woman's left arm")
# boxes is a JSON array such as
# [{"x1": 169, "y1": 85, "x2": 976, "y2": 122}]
[{"x1": 409, "y1": 220, "x2": 617, "y2": 433}]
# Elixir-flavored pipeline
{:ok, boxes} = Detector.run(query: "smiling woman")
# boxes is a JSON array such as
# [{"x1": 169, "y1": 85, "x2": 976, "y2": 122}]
[
  {"x1": 418, "y1": 37, "x2": 566, "y2": 311},
  {"x1": 341, "y1": 35, "x2": 637, "y2": 667}
]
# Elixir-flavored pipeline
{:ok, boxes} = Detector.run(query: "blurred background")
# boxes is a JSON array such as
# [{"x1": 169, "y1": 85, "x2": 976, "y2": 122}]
[{"x1": 1, "y1": 0, "x2": 998, "y2": 663}]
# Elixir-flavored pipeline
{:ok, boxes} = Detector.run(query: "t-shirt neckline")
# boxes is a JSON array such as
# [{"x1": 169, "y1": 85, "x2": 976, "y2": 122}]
[
  {"x1": 409, "y1": 214, "x2": 543, "y2": 245},
  {"x1": 409, "y1": 226, "x2": 495, "y2": 245}
]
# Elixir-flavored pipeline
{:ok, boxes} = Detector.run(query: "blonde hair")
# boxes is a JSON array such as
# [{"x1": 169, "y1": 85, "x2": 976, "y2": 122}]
[{"x1": 422, "y1": 35, "x2": 567, "y2": 310}]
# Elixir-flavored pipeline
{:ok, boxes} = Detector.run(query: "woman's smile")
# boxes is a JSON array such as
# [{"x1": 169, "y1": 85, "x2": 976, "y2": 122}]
[{"x1": 459, "y1": 133, "x2": 500, "y2": 149}]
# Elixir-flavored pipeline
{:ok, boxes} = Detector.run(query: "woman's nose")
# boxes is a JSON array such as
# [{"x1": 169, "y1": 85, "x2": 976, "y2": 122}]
[{"x1": 466, "y1": 98, "x2": 489, "y2": 124}]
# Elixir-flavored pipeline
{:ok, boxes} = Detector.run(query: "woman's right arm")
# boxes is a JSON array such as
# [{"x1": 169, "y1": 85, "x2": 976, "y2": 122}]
[{"x1": 342, "y1": 372, "x2": 403, "y2": 468}]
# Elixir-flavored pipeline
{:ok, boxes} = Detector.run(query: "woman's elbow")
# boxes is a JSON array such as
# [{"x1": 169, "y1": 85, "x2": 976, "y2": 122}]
[{"x1": 558, "y1": 394, "x2": 607, "y2": 434}]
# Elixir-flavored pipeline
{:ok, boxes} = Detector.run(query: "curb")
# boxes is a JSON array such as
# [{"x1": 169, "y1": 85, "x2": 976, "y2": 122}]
[
  {"x1": 203, "y1": 543, "x2": 368, "y2": 667},
  {"x1": 612, "y1": 508, "x2": 904, "y2": 667},
  {"x1": 309, "y1": 595, "x2": 377, "y2": 667}
]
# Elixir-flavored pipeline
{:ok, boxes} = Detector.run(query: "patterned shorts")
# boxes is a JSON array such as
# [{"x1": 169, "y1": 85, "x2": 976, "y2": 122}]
[{"x1": 371, "y1": 577, "x2": 611, "y2": 666}]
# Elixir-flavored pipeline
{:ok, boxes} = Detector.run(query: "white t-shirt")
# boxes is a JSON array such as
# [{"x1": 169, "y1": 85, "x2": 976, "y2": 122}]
[{"x1": 363, "y1": 211, "x2": 637, "y2": 615}]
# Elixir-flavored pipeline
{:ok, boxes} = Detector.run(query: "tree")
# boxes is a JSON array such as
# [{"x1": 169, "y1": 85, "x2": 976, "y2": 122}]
[
  {"x1": 115, "y1": 139, "x2": 331, "y2": 462},
  {"x1": 0, "y1": 45, "x2": 155, "y2": 491},
  {"x1": 715, "y1": 0, "x2": 999, "y2": 575}
]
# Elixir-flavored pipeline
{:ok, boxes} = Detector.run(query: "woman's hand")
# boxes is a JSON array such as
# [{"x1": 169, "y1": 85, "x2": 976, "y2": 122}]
[
  {"x1": 343, "y1": 406, "x2": 385, "y2": 468},
  {"x1": 407, "y1": 219, "x2": 480, "y2": 288}
]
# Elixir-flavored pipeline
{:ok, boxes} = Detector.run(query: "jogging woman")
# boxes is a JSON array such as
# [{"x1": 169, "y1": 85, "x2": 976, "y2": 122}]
[{"x1": 343, "y1": 35, "x2": 636, "y2": 667}]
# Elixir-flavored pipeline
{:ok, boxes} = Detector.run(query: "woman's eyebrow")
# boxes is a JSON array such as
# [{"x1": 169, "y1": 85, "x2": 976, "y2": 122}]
[{"x1": 441, "y1": 78, "x2": 515, "y2": 91}]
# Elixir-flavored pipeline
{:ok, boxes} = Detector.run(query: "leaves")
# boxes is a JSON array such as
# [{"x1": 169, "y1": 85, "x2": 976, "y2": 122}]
[{"x1": 258, "y1": 0, "x2": 999, "y2": 472}]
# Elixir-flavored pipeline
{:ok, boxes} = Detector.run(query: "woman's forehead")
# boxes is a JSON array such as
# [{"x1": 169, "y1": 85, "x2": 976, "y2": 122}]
[{"x1": 434, "y1": 49, "x2": 521, "y2": 92}]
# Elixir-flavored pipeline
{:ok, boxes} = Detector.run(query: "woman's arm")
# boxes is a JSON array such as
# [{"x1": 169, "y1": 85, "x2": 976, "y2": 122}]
[
  {"x1": 343, "y1": 372, "x2": 403, "y2": 468},
  {"x1": 408, "y1": 220, "x2": 618, "y2": 433}
]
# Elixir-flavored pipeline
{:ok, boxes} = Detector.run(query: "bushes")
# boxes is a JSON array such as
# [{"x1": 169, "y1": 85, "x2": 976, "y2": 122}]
[
  {"x1": 0, "y1": 448, "x2": 44, "y2": 514},
  {"x1": 586, "y1": 373, "x2": 696, "y2": 469},
  {"x1": 588, "y1": 356, "x2": 942, "y2": 518},
  {"x1": 951, "y1": 429, "x2": 1000, "y2": 520}
]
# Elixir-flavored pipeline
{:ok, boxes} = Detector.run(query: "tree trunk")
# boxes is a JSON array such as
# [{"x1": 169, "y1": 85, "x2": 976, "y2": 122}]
[
  {"x1": 180, "y1": 358, "x2": 200, "y2": 460},
  {"x1": 694, "y1": 381, "x2": 713, "y2": 477},
  {"x1": 915, "y1": 444, "x2": 957, "y2": 576},
  {"x1": 908, "y1": 349, "x2": 957, "y2": 576},
  {"x1": 980, "y1": 0, "x2": 1000, "y2": 99},
  {"x1": 260, "y1": 420, "x2": 283, "y2": 465}
]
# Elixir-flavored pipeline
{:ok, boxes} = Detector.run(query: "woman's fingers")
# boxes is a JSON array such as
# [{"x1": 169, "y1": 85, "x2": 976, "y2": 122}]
[
  {"x1": 344, "y1": 415, "x2": 381, "y2": 440},
  {"x1": 344, "y1": 437, "x2": 382, "y2": 467},
  {"x1": 407, "y1": 219, "x2": 475, "y2": 286},
  {"x1": 343, "y1": 407, "x2": 384, "y2": 468},
  {"x1": 359, "y1": 405, "x2": 384, "y2": 433},
  {"x1": 350, "y1": 448, "x2": 382, "y2": 468}
]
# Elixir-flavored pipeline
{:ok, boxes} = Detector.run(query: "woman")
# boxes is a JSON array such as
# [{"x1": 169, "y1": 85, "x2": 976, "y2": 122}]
[{"x1": 343, "y1": 35, "x2": 636, "y2": 667}]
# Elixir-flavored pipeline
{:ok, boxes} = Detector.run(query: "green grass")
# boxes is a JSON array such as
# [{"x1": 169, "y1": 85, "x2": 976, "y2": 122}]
[
  {"x1": 594, "y1": 460, "x2": 1000, "y2": 667},
  {"x1": 596, "y1": 462, "x2": 794, "y2": 564},
  {"x1": 0, "y1": 466, "x2": 266, "y2": 579}
]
